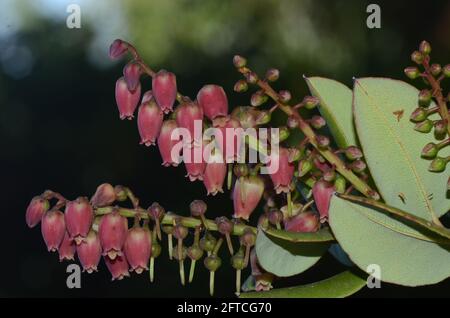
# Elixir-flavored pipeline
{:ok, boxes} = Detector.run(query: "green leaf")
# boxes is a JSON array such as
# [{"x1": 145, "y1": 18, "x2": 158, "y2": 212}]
[
  {"x1": 240, "y1": 270, "x2": 366, "y2": 298},
  {"x1": 338, "y1": 193, "x2": 450, "y2": 240},
  {"x1": 305, "y1": 77, "x2": 357, "y2": 148},
  {"x1": 353, "y1": 78, "x2": 449, "y2": 222},
  {"x1": 263, "y1": 226, "x2": 335, "y2": 243},
  {"x1": 255, "y1": 230, "x2": 329, "y2": 277},
  {"x1": 329, "y1": 195, "x2": 450, "y2": 286}
]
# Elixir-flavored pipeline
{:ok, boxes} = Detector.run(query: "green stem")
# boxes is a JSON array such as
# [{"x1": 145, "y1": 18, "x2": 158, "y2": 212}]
[
  {"x1": 227, "y1": 163, "x2": 233, "y2": 190},
  {"x1": 189, "y1": 259, "x2": 196, "y2": 283},
  {"x1": 210, "y1": 271, "x2": 215, "y2": 296},
  {"x1": 235, "y1": 269, "x2": 241, "y2": 297},
  {"x1": 149, "y1": 257, "x2": 155, "y2": 283},
  {"x1": 168, "y1": 234, "x2": 173, "y2": 260}
]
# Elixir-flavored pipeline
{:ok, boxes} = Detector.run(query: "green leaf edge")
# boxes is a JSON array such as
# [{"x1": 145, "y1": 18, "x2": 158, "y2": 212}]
[
  {"x1": 239, "y1": 270, "x2": 366, "y2": 298},
  {"x1": 263, "y1": 226, "x2": 336, "y2": 243}
]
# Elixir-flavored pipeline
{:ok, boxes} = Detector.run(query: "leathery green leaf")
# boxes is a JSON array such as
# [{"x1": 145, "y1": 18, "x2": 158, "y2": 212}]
[
  {"x1": 255, "y1": 230, "x2": 329, "y2": 277},
  {"x1": 240, "y1": 270, "x2": 366, "y2": 298},
  {"x1": 353, "y1": 77, "x2": 449, "y2": 222},
  {"x1": 329, "y1": 195, "x2": 450, "y2": 286},
  {"x1": 263, "y1": 226, "x2": 335, "y2": 243},
  {"x1": 305, "y1": 76, "x2": 357, "y2": 148}
]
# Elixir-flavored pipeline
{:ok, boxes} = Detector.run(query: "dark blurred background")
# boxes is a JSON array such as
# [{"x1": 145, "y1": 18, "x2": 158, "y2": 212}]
[{"x1": 1, "y1": 0, "x2": 450, "y2": 297}]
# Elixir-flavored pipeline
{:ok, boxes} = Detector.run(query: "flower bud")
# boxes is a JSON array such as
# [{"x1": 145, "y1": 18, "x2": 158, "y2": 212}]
[
  {"x1": 137, "y1": 99, "x2": 164, "y2": 146},
  {"x1": 265, "y1": 68, "x2": 279, "y2": 82},
  {"x1": 213, "y1": 115, "x2": 242, "y2": 161},
  {"x1": 204, "y1": 255, "x2": 222, "y2": 272},
  {"x1": 152, "y1": 70, "x2": 177, "y2": 114},
  {"x1": 411, "y1": 50, "x2": 424, "y2": 64},
  {"x1": 26, "y1": 196, "x2": 50, "y2": 228},
  {"x1": 404, "y1": 66, "x2": 420, "y2": 79},
  {"x1": 231, "y1": 251, "x2": 245, "y2": 270},
  {"x1": 189, "y1": 201, "x2": 206, "y2": 218},
  {"x1": 268, "y1": 147, "x2": 295, "y2": 194},
  {"x1": 123, "y1": 61, "x2": 141, "y2": 92},
  {"x1": 216, "y1": 216, "x2": 234, "y2": 235},
  {"x1": 148, "y1": 202, "x2": 165, "y2": 221},
  {"x1": 419, "y1": 40, "x2": 431, "y2": 55},
  {"x1": 421, "y1": 142, "x2": 439, "y2": 159},
  {"x1": 77, "y1": 230, "x2": 101, "y2": 273},
  {"x1": 429, "y1": 157, "x2": 447, "y2": 172},
  {"x1": 278, "y1": 90, "x2": 292, "y2": 103},
  {"x1": 141, "y1": 90, "x2": 153, "y2": 104},
  {"x1": 284, "y1": 211, "x2": 319, "y2": 233},
  {"x1": 151, "y1": 240, "x2": 162, "y2": 258},
  {"x1": 303, "y1": 96, "x2": 320, "y2": 109},
  {"x1": 414, "y1": 119, "x2": 433, "y2": 133},
  {"x1": 175, "y1": 101, "x2": 203, "y2": 143},
  {"x1": 41, "y1": 210, "x2": 65, "y2": 252},
  {"x1": 287, "y1": 116, "x2": 298, "y2": 129},
  {"x1": 268, "y1": 209, "x2": 283, "y2": 226},
  {"x1": 197, "y1": 85, "x2": 228, "y2": 120},
  {"x1": 203, "y1": 151, "x2": 226, "y2": 195},
  {"x1": 431, "y1": 63, "x2": 442, "y2": 76},
  {"x1": 298, "y1": 159, "x2": 313, "y2": 177},
  {"x1": 410, "y1": 107, "x2": 427, "y2": 122},
  {"x1": 90, "y1": 183, "x2": 116, "y2": 208},
  {"x1": 187, "y1": 245, "x2": 203, "y2": 261},
  {"x1": 418, "y1": 89, "x2": 432, "y2": 107},
  {"x1": 245, "y1": 72, "x2": 258, "y2": 84},
  {"x1": 250, "y1": 90, "x2": 268, "y2": 107},
  {"x1": 99, "y1": 211, "x2": 128, "y2": 260},
  {"x1": 200, "y1": 232, "x2": 217, "y2": 252},
  {"x1": 233, "y1": 176, "x2": 264, "y2": 220},
  {"x1": 58, "y1": 231, "x2": 76, "y2": 262},
  {"x1": 310, "y1": 115, "x2": 326, "y2": 129},
  {"x1": 109, "y1": 39, "x2": 128, "y2": 59},
  {"x1": 114, "y1": 185, "x2": 127, "y2": 202},
  {"x1": 434, "y1": 120, "x2": 447, "y2": 138},
  {"x1": 184, "y1": 142, "x2": 207, "y2": 181},
  {"x1": 157, "y1": 119, "x2": 182, "y2": 167},
  {"x1": 334, "y1": 175, "x2": 347, "y2": 194},
  {"x1": 316, "y1": 135, "x2": 330, "y2": 149},
  {"x1": 443, "y1": 64, "x2": 450, "y2": 78},
  {"x1": 350, "y1": 159, "x2": 367, "y2": 173},
  {"x1": 115, "y1": 77, "x2": 141, "y2": 120},
  {"x1": 64, "y1": 197, "x2": 93, "y2": 245},
  {"x1": 173, "y1": 224, "x2": 189, "y2": 241},
  {"x1": 124, "y1": 226, "x2": 151, "y2": 274},
  {"x1": 278, "y1": 126, "x2": 290, "y2": 142},
  {"x1": 104, "y1": 255, "x2": 130, "y2": 281},
  {"x1": 345, "y1": 146, "x2": 363, "y2": 160},
  {"x1": 234, "y1": 80, "x2": 248, "y2": 93},
  {"x1": 233, "y1": 55, "x2": 247, "y2": 68},
  {"x1": 312, "y1": 180, "x2": 335, "y2": 223},
  {"x1": 323, "y1": 169, "x2": 336, "y2": 182},
  {"x1": 233, "y1": 164, "x2": 249, "y2": 178},
  {"x1": 240, "y1": 228, "x2": 256, "y2": 247}
]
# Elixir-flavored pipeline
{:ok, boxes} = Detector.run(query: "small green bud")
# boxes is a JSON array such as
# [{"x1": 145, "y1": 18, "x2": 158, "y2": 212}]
[
  {"x1": 265, "y1": 68, "x2": 280, "y2": 82},
  {"x1": 255, "y1": 110, "x2": 271, "y2": 125},
  {"x1": 287, "y1": 116, "x2": 298, "y2": 129},
  {"x1": 240, "y1": 228, "x2": 256, "y2": 247},
  {"x1": 190, "y1": 199, "x2": 207, "y2": 217},
  {"x1": 350, "y1": 159, "x2": 367, "y2": 173},
  {"x1": 443, "y1": 64, "x2": 450, "y2": 78},
  {"x1": 303, "y1": 96, "x2": 320, "y2": 109},
  {"x1": 231, "y1": 252, "x2": 245, "y2": 270},
  {"x1": 414, "y1": 119, "x2": 433, "y2": 133},
  {"x1": 258, "y1": 214, "x2": 270, "y2": 229},
  {"x1": 233, "y1": 164, "x2": 249, "y2": 178},
  {"x1": 310, "y1": 115, "x2": 326, "y2": 129},
  {"x1": 187, "y1": 245, "x2": 204, "y2": 261},
  {"x1": 404, "y1": 66, "x2": 420, "y2": 79},
  {"x1": 429, "y1": 157, "x2": 447, "y2": 172},
  {"x1": 421, "y1": 142, "x2": 438, "y2": 159},
  {"x1": 411, "y1": 50, "x2": 424, "y2": 64},
  {"x1": 233, "y1": 55, "x2": 247, "y2": 68},
  {"x1": 251, "y1": 91, "x2": 268, "y2": 107},
  {"x1": 216, "y1": 216, "x2": 234, "y2": 235},
  {"x1": 316, "y1": 135, "x2": 330, "y2": 149},
  {"x1": 234, "y1": 80, "x2": 248, "y2": 93},
  {"x1": 268, "y1": 209, "x2": 283, "y2": 226},
  {"x1": 173, "y1": 224, "x2": 188, "y2": 240},
  {"x1": 204, "y1": 255, "x2": 222, "y2": 272},
  {"x1": 298, "y1": 159, "x2": 313, "y2": 177},
  {"x1": 323, "y1": 169, "x2": 336, "y2": 182},
  {"x1": 334, "y1": 175, "x2": 347, "y2": 194},
  {"x1": 245, "y1": 72, "x2": 258, "y2": 84},
  {"x1": 278, "y1": 126, "x2": 290, "y2": 142},
  {"x1": 345, "y1": 146, "x2": 363, "y2": 161},
  {"x1": 200, "y1": 232, "x2": 217, "y2": 252},
  {"x1": 151, "y1": 240, "x2": 162, "y2": 258},
  {"x1": 410, "y1": 107, "x2": 428, "y2": 122},
  {"x1": 431, "y1": 63, "x2": 442, "y2": 76},
  {"x1": 434, "y1": 120, "x2": 447, "y2": 139},
  {"x1": 419, "y1": 40, "x2": 431, "y2": 55},
  {"x1": 114, "y1": 185, "x2": 128, "y2": 202},
  {"x1": 162, "y1": 224, "x2": 174, "y2": 235},
  {"x1": 418, "y1": 89, "x2": 432, "y2": 107},
  {"x1": 278, "y1": 90, "x2": 292, "y2": 103}
]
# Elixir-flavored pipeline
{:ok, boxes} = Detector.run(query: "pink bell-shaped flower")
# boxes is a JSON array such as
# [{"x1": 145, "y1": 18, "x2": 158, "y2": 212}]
[
  {"x1": 58, "y1": 231, "x2": 76, "y2": 262},
  {"x1": 233, "y1": 176, "x2": 264, "y2": 220},
  {"x1": 152, "y1": 70, "x2": 177, "y2": 114},
  {"x1": 76, "y1": 230, "x2": 102, "y2": 273},
  {"x1": 123, "y1": 61, "x2": 141, "y2": 92},
  {"x1": 99, "y1": 211, "x2": 128, "y2": 260},
  {"x1": 184, "y1": 142, "x2": 206, "y2": 181},
  {"x1": 26, "y1": 196, "x2": 50, "y2": 228},
  {"x1": 268, "y1": 147, "x2": 295, "y2": 194},
  {"x1": 137, "y1": 99, "x2": 164, "y2": 146},
  {"x1": 284, "y1": 211, "x2": 320, "y2": 233},
  {"x1": 203, "y1": 150, "x2": 226, "y2": 196},
  {"x1": 124, "y1": 226, "x2": 152, "y2": 274},
  {"x1": 41, "y1": 210, "x2": 66, "y2": 252},
  {"x1": 158, "y1": 119, "x2": 182, "y2": 167},
  {"x1": 212, "y1": 116, "x2": 242, "y2": 162},
  {"x1": 197, "y1": 84, "x2": 228, "y2": 120},
  {"x1": 64, "y1": 197, "x2": 94, "y2": 245},
  {"x1": 115, "y1": 76, "x2": 141, "y2": 120},
  {"x1": 175, "y1": 101, "x2": 203, "y2": 144},
  {"x1": 109, "y1": 39, "x2": 128, "y2": 60},
  {"x1": 104, "y1": 255, "x2": 130, "y2": 281},
  {"x1": 312, "y1": 180, "x2": 335, "y2": 223},
  {"x1": 90, "y1": 183, "x2": 116, "y2": 208}
]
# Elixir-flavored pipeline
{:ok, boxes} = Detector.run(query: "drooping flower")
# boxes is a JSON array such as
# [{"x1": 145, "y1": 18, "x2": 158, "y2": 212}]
[
  {"x1": 98, "y1": 211, "x2": 128, "y2": 260},
  {"x1": 76, "y1": 230, "x2": 102, "y2": 273},
  {"x1": 123, "y1": 61, "x2": 141, "y2": 92},
  {"x1": 183, "y1": 142, "x2": 206, "y2": 181},
  {"x1": 25, "y1": 196, "x2": 50, "y2": 228},
  {"x1": 312, "y1": 180, "x2": 335, "y2": 223},
  {"x1": 64, "y1": 197, "x2": 94, "y2": 245},
  {"x1": 157, "y1": 119, "x2": 182, "y2": 167},
  {"x1": 283, "y1": 211, "x2": 320, "y2": 233},
  {"x1": 41, "y1": 210, "x2": 66, "y2": 252},
  {"x1": 152, "y1": 70, "x2": 177, "y2": 114},
  {"x1": 137, "y1": 99, "x2": 164, "y2": 146},
  {"x1": 90, "y1": 183, "x2": 116, "y2": 208},
  {"x1": 268, "y1": 147, "x2": 295, "y2": 194},
  {"x1": 58, "y1": 231, "x2": 76, "y2": 262},
  {"x1": 175, "y1": 101, "x2": 203, "y2": 144},
  {"x1": 104, "y1": 255, "x2": 130, "y2": 281},
  {"x1": 203, "y1": 150, "x2": 226, "y2": 195},
  {"x1": 124, "y1": 226, "x2": 152, "y2": 274},
  {"x1": 233, "y1": 176, "x2": 265, "y2": 220},
  {"x1": 115, "y1": 77, "x2": 141, "y2": 120},
  {"x1": 197, "y1": 84, "x2": 228, "y2": 120},
  {"x1": 212, "y1": 116, "x2": 242, "y2": 162},
  {"x1": 109, "y1": 39, "x2": 128, "y2": 60},
  {"x1": 141, "y1": 90, "x2": 153, "y2": 104},
  {"x1": 250, "y1": 248, "x2": 274, "y2": 292}
]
